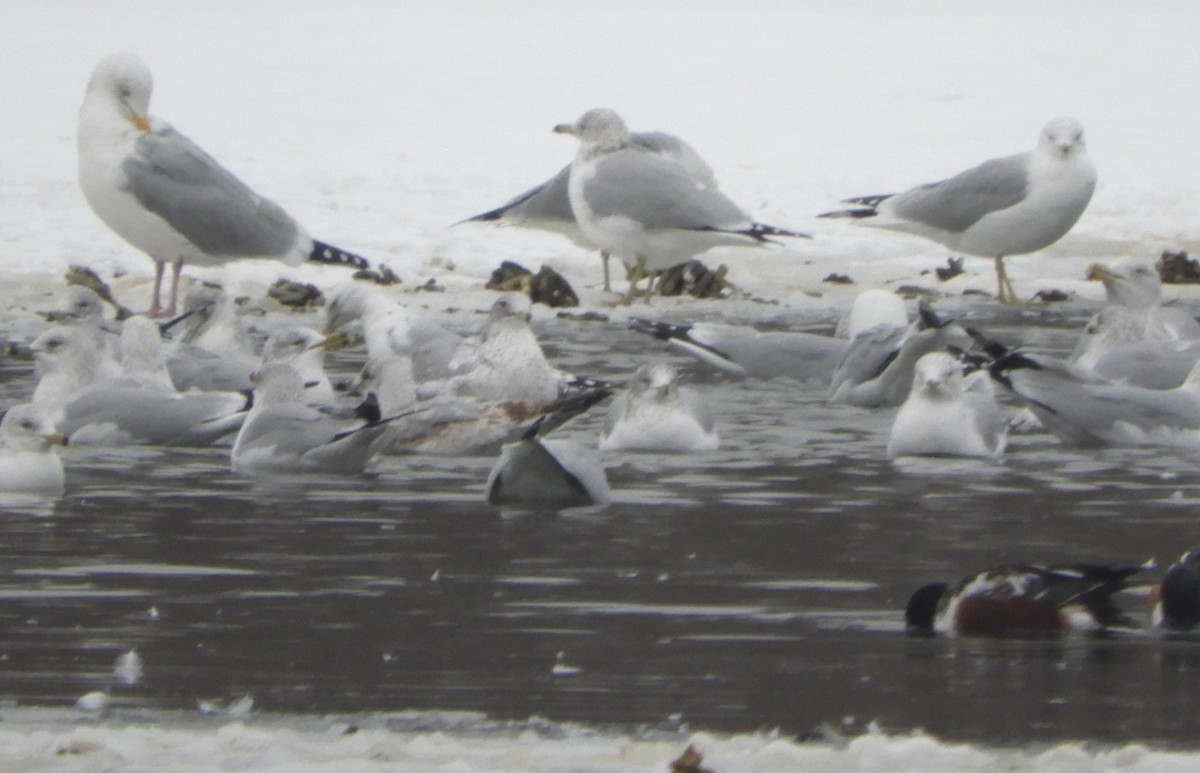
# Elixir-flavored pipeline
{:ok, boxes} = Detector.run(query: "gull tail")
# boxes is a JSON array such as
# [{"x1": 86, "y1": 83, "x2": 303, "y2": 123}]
[
  {"x1": 817, "y1": 193, "x2": 894, "y2": 219},
  {"x1": 735, "y1": 223, "x2": 812, "y2": 242},
  {"x1": 309, "y1": 240, "x2": 370, "y2": 270}
]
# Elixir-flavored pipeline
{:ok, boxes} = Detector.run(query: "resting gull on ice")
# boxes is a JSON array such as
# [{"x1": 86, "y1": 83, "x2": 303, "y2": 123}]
[
  {"x1": 464, "y1": 129, "x2": 717, "y2": 292},
  {"x1": 553, "y1": 108, "x2": 809, "y2": 303},
  {"x1": 599, "y1": 363, "x2": 718, "y2": 452},
  {"x1": 886, "y1": 352, "x2": 1007, "y2": 459},
  {"x1": 77, "y1": 52, "x2": 368, "y2": 317},
  {"x1": 0, "y1": 404, "x2": 68, "y2": 496},
  {"x1": 820, "y1": 117, "x2": 1096, "y2": 304}
]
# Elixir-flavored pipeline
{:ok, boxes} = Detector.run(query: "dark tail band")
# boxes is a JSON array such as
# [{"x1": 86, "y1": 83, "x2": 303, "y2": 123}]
[{"x1": 309, "y1": 240, "x2": 370, "y2": 270}]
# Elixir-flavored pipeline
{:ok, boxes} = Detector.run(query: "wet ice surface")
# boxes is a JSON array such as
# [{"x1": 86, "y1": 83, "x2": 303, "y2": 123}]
[{"x1": 2, "y1": 302, "x2": 1200, "y2": 756}]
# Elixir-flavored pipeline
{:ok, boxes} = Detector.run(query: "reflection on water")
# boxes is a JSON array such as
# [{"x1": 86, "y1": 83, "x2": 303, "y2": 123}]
[{"x1": 1, "y1": 306, "x2": 1199, "y2": 745}]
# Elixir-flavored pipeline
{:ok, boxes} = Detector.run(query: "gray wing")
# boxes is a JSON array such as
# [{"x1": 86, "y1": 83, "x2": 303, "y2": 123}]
[
  {"x1": 678, "y1": 386, "x2": 717, "y2": 434},
  {"x1": 632, "y1": 132, "x2": 718, "y2": 189},
  {"x1": 583, "y1": 150, "x2": 750, "y2": 231},
  {"x1": 234, "y1": 405, "x2": 343, "y2": 456},
  {"x1": 60, "y1": 383, "x2": 246, "y2": 445},
  {"x1": 601, "y1": 393, "x2": 629, "y2": 439},
  {"x1": 828, "y1": 323, "x2": 909, "y2": 395},
  {"x1": 469, "y1": 164, "x2": 577, "y2": 226},
  {"x1": 888, "y1": 153, "x2": 1030, "y2": 234},
  {"x1": 690, "y1": 324, "x2": 847, "y2": 383},
  {"x1": 123, "y1": 127, "x2": 299, "y2": 257}
]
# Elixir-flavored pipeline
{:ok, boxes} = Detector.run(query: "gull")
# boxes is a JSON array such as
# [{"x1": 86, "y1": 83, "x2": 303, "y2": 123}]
[
  {"x1": 464, "y1": 130, "x2": 717, "y2": 292},
  {"x1": 486, "y1": 395, "x2": 611, "y2": 509},
  {"x1": 627, "y1": 288, "x2": 907, "y2": 385},
  {"x1": 0, "y1": 404, "x2": 68, "y2": 496},
  {"x1": 599, "y1": 363, "x2": 718, "y2": 452},
  {"x1": 446, "y1": 293, "x2": 574, "y2": 404},
  {"x1": 230, "y1": 363, "x2": 396, "y2": 475},
  {"x1": 40, "y1": 285, "x2": 123, "y2": 377},
  {"x1": 553, "y1": 108, "x2": 809, "y2": 303},
  {"x1": 77, "y1": 52, "x2": 369, "y2": 318},
  {"x1": 820, "y1": 117, "x2": 1096, "y2": 304},
  {"x1": 324, "y1": 284, "x2": 463, "y2": 383},
  {"x1": 982, "y1": 333, "x2": 1200, "y2": 448},
  {"x1": 828, "y1": 304, "x2": 971, "y2": 408},
  {"x1": 163, "y1": 283, "x2": 258, "y2": 393},
  {"x1": 30, "y1": 325, "x2": 248, "y2": 446},
  {"x1": 259, "y1": 326, "x2": 339, "y2": 406},
  {"x1": 905, "y1": 562, "x2": 1146, "y2": 637},
  {"x1": 886, "y1": 352, "x2": 1007, "y2": 458},
  {"x1": 1153, "y1": 550, "x2": 1200, "y2": 631}
]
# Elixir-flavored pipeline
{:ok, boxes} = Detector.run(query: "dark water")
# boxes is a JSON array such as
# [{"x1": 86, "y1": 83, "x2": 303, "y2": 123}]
[{"x1": 2, "y1": 301, "x2": 1200, "y2": 747}]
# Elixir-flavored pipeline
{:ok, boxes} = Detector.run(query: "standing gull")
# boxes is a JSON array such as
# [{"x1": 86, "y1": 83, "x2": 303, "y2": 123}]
[
  {"x1": 820, "y1": 117, "x2": 1096, "y2": 304},
  {"x1": 464, "y1": 130, "x2": 718, "y2": 292},
  {"x1": 77, "y1": 52, "x2": 368, "y2": 317},
  {"x1": 553, "y1": 108, "x2": 809, "y2": 303}
]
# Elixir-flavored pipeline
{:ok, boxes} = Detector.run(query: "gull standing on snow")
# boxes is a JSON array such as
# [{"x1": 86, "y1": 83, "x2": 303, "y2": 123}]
[
  {"x1": 0, "y1": 404, "x2": 68, "y2": 496},
  {"x1": 553, "y1": 108, "x2": 809, "y2": 303},
  {"x1": 77, "y1": 52, "x2": 368, "y2": 317},
  {"x1": 820, "y1": 117, "x2": 1096, "y2": 304},
  {"x1": 887, "y1": 352, "x2": 1007, "y2": 458},
  {"x1": 464, "y1": 130, "x2": 718, "y2": 292},
  {"x1": 599, "y1": 363, "x2": 719, "y2": 452}
]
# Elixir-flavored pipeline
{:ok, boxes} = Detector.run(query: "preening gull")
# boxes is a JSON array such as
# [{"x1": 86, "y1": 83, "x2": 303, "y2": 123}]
[
  {"x1": 886, "y1": 352, "x2": 1006, "y2": 459},
  {"x1": 0, "y1": 404, "x2": 67, "y2": 496},
  {"x1": 553, "y1": 108, "x2": 809, "y2": 302},
  {"x1": 486, "y1": 391, "x2": 612, "y2": 509},
  {"x1": 820, "y1": 117, "x2": 1096, "y2": 304},
  {"x1": 905, "y1": 562, "x2": 1146, "y2": 637},
  {"x1": 464, "y1": 130, "x2": 718, "y2": 292},
  {"x1": 78, "y1": 52, "x2": 368, "y2": 317},
  {"x1": 599, "y1": 363, "x2": 718, "y2": 452},
  {"x1": 230, "y1": 363, "x2": 395, "y2": 474}
]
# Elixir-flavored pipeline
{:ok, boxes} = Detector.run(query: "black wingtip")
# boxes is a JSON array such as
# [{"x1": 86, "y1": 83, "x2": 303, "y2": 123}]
[
  {"x1": 309, "y1": 240, "x2": 370, "y2": 270},
  {"x1": 743, "y1": 223, "x2": 813, "y2": 241},
  {"x1": 816, "y1": 208, "x2": 878, "y2": 220},
  {"x1": 628, "y1": 318, "x2": 688, "y2": 341}
]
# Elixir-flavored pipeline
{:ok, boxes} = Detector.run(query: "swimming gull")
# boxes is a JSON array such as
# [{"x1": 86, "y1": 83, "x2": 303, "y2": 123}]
[
  {"x1": 553, "y1": 108, "x2": 809, "y2": 303},
  {"x1": 78, "y1": 52, "x2": 369, "y2": 317},
  {"x1": 905, "y1": 562, "x2": 1146, "y2": 637},
  {"x1": 30, "y1": 324, "x2": 249, "y2": 446},
  {"x1": 820, "y1": 117, "x2": 1096, "y2": 304},
  {"x1": 628, "y1": 289, "x2": 908, "y2": 385},
  {"x1": 886, "y1": 351, "x2": 1007, "y2": 458},
  {"x1": 230, "y1": 363, "x2": 396, "y2": 475},
  {"x1": 599, "y1": 363, "x2": 718, "y2": 452},
  {"x1": 464, "y1": 130, "x2": 718, "y2": 292},
  {"x1": 164, "y1": 283, "x2": 259, "y2": 393},
  {"x1": 0, "y1": 404, "x2": 68, "y2": 496},
  {"x1": 982, "y1": 332, "x2": 1200, "y2": 448},
  {"x1": 259, "y1": 326, "x2": 340, "y2": 407}
]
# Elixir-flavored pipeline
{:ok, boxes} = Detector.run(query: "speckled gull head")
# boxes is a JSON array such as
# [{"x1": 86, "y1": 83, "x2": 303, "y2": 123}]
[
  {"x1": 553, "y1": 108, "x2": 632, "y2": 155},
  {"x1": 488, "y1": 293, "x2": 533, "y2": 325},
  {"x1": 1038, "y1": 116, "x2": 1086, "y2": 160},
  {"x1": 1086, "y1": 259, "x2": 1162, "y2": 311},
  {"x1": 629, "y1": 363, "x2": 680, "y2": 402},
  {"x1": 84, "y1": 52, "x2": 153, "y2": 132}
]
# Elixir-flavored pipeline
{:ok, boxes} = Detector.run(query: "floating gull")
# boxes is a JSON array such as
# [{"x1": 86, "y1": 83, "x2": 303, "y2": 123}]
[
  {"x1": 983, "y1": 333, "x2": 1200, "y2": 448},
  {"x1": 628, "y1": 289, "x2": 908, "y2": 385},
  {"x1": 905, "y1": 562, "x2": 1145, "y2": 637},
  {"x1": 230, "y1": 363, "x2": 396, "y2": 474},
  {"x1": 260, "y1": 326, "x2": 339, "y2": 406},
  {"x1": 828, "y1": 304, "x2": 971, "y2": 408},
  {"x1": 599, "y1": 363, "x2": 718, "y2": 452},
  {"x1": 820, "y1": 117, "x2": 1096, "y2": 304},
  {"x1": 30, "y1": 325, "x2": 248, "y2": 446},
  {"x1": 446, "y1": 293, "x2": 573, "y2": 404},
  {"x1": 41, "y1": 285, "x2": 123, "y2": 376},
  {"x1": 886, "y1": 352, "x2": 1007, "y2": 459},
  {"x1": 1153, "y1": 551, "x2": 1200, "y2": 631},
  {"x1": 324, "y1": 284, "x2": 463, "y2": 383},
  {"x1": 553, "y1": 108, "x2": 809, "y2": 302},
  {"x1": 164, "y1": 283, "x2": 258, "y2": 393},
  {"x1": 0, "y1": 404, "x2": 67, "y2": 496},
  {"x1": 77, "y1": 52, "x2": 368, "y2": 317},
  {"x1": 464, "y1": 130, "x2": 717, "y2": 292},
  {"x1": 486, "y1": 395, "x2": 611, "y2": 509}
]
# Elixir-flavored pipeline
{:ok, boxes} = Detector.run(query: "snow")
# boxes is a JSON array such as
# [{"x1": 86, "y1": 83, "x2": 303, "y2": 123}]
[{"x1": 3, "y1": 0, "x2": 1200, "y2": 766}]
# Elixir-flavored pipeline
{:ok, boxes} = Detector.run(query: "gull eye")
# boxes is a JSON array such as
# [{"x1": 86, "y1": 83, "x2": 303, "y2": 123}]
[{"x1": 19, "y1": 420, "x2": 35, "y2": 431}]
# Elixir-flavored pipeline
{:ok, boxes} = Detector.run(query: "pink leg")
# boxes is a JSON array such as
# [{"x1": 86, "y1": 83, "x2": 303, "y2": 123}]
[
  {"x1": 165, "y1": 258, "x2": 184, "y2": 317},
  {"x1": 145, "y1": 260, "x2": 167, "y2": 317}
]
